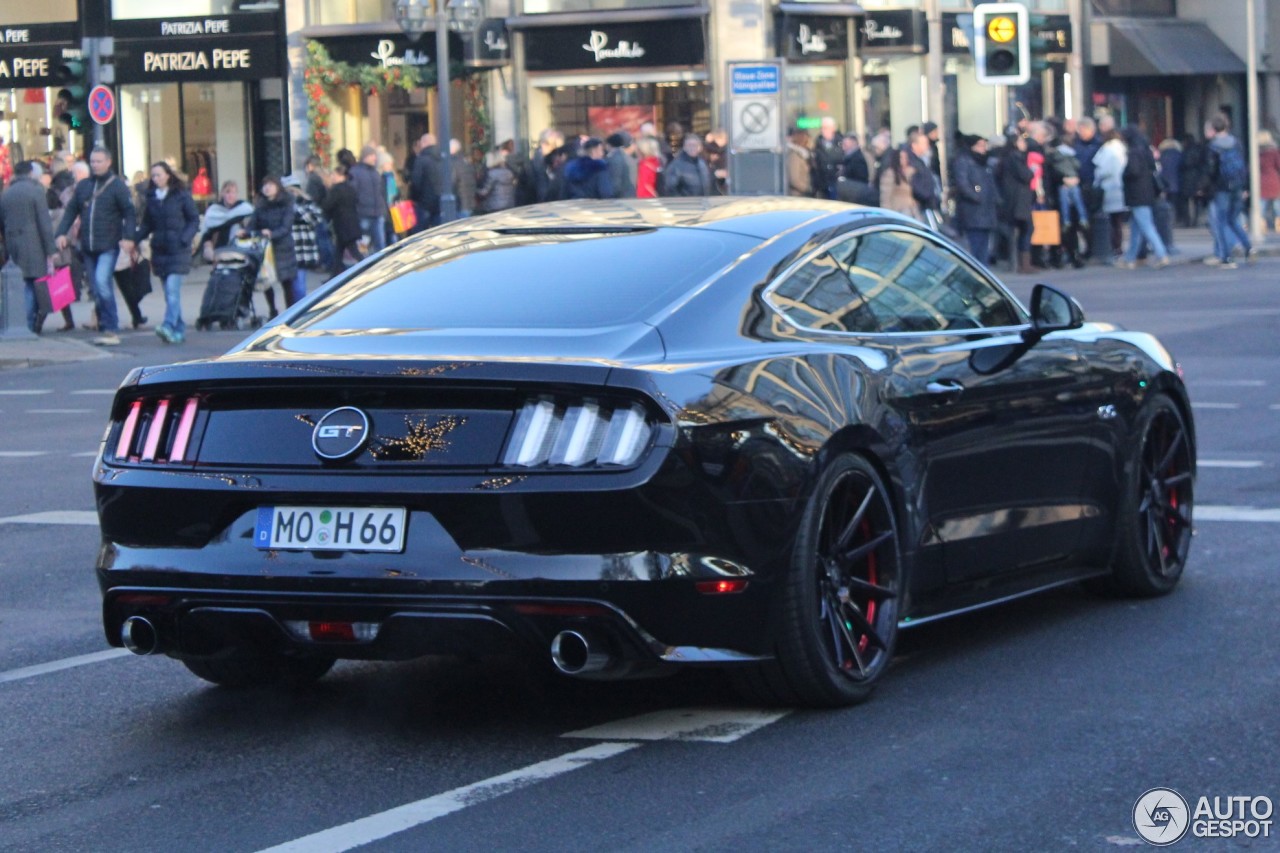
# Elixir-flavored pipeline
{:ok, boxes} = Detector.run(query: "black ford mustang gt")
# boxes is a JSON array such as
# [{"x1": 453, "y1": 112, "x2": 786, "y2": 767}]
[{"x1": 94, "y1": 198, "x2": 1196, "y2": 707}]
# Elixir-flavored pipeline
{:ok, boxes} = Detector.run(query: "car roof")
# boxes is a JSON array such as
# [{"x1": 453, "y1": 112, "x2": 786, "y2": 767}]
[{"x1": 415, "y1": 197, "x2": 885, "y2": 241}]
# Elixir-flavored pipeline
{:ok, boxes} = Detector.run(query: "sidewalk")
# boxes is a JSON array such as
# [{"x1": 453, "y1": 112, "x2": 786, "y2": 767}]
[
  {"x1": 0, "y1": 263, "x2": 328, "y2": 370},
  {"x1": 1, "y1": 224, "x2": 1273, "y2": 369}
]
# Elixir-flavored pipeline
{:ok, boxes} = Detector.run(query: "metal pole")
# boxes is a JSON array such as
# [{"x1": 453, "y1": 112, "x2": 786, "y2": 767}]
[
  {"x1": 88, "y1": 37, "x2": 104, "y2": 148},
  {"x1": 1247, "y1": 0, "x2": 1264, "y2": 241},
  {"x1": 1067, "y1": 0, "x2": 1085, "y2": 122},
  {"x1": 926, "y1": 0, "x2": 947, "y2": 188},
  {"x1": 436, "y1": 4, "x2": 457, "y2": 223}
]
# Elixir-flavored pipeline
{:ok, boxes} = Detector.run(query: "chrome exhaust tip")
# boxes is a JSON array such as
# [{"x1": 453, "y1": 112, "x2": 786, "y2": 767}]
[
  {"x1": 550, "y1": 629, "x2": 613, "y2": 675},
  {"x1": 121, "y1": 616, "x2": 159, "y2": 656}
]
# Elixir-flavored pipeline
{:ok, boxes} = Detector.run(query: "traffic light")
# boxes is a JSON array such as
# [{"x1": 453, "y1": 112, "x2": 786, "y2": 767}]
[
  {"x1": 54, "y1": 58, "x2": 89, "y2": 131},
  {"x1": 974, "y1": 2, "x2": 1029, "y2": 86}
]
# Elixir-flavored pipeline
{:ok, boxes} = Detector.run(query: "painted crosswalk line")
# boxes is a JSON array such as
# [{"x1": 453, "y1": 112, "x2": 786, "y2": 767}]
[
  {"x1": 0, "y1": 511, "x2": 98, "y2": 525},
  {"x1": 563, "y1": 707, "x2": 791, "y2": 744}
]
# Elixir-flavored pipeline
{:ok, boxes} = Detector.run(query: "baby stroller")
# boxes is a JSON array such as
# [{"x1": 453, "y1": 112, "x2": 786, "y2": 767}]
[{"x1": 196, "y1": 236, "x2": 267, "y2": 331}]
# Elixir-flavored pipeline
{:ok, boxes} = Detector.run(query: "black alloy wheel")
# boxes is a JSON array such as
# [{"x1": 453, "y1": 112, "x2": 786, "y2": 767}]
[
  {"x1": 737, "y1": 453, "x2": 901, "y2": 707},
  {"x1": 1108, "y1": 394, "x2": 1195, "y2": 596}
]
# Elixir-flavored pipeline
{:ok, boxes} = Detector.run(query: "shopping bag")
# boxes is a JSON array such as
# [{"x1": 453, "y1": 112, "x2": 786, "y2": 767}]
[
  {"x1": 114, "y1": 257, "x2": 153, "y2": 303},
  {"x1": 256, "y1": 242, "x2": 279, "y2": 291},
  {"x1": 34, "y1": 266, "x2": 76, "y2": 314},
  {"x1": 1030, "y1": 209, "x2": 1062, "y2": 246},
  {"x1": 390, "y1": 200, "x2": 417, "y2": 234}
]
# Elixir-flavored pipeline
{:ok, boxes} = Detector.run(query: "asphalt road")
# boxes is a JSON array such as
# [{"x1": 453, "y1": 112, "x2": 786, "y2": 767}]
[{"x1": 1, "y1": 257, "x2": 1277, "y2": 851}]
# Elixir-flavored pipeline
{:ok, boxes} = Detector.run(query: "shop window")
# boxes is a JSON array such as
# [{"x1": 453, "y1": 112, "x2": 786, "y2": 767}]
[
  {"x1": 537, "y1": 81, "x2": 710, "y2": 141},
  {"x1": 1091, "y1": 0, "x2": 1174, "y2": 15},
  {"x1": 785, "y1": 64, "x2": 848, "y2": 135},
  {"x1": 0, "y1": 0, "x2": 75, "y2": 25},
  {"x1": 309, "y1": 0, "x2": 392, "y2": 26},
  {"x1": 112, "y1": 0, "x2": 281, "y2": 18},
  {"x1": 523, "y1": 0, "x2": 700, "y2": 12},
  {"x1": 118, "y1": 82, "x2": 250, "y2": 205}
]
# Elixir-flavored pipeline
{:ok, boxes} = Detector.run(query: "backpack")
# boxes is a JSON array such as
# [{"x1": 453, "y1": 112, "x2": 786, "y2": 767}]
[{"x1": 1218, "y1": 142, "x2": 1247, "y2": 190}]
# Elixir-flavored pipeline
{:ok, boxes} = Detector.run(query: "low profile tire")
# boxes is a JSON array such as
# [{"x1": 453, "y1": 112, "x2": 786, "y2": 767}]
[
  {"x1": 735, "y1": 453, "x2": 902, "y2": 708},
  {"x1": 1101, "y1": 393, "x2": 1195, "y2": 597},
  {"x1": 183, "y1": 652, "x2": 335, "y2": 689}
]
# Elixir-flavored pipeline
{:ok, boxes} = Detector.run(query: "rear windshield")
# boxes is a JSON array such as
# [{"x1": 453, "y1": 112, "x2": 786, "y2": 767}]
[{"x1": 297, "y1": 229, "x2": 756, "y2": 330}]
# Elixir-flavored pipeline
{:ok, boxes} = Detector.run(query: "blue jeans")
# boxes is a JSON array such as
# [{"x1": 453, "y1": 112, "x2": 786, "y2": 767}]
[
  {"x1": 1058, "y1": 184, "x2": 1088, "y2": 226},
  {"x1": 1211, "y1": 191, "x2": 1251, "y2": 261},
  {"x1": 1124, "y1": 205, "x2": 1167, "y2": 263},
  {"x1": 161, "y1": 273, "x2": 184, "y2": 334},
  {"x1": 965, "y1": 229, "x2": 990, "y2": 263},
  {"x1": 83, "y1": 249, "x2": 120, "y2": 333},
  {"x1": 1263, "y1": 198, "x2": 1278, "y2": 230},
  {"x1": 359, "y1": 216, "x2": 387, "y2": 252},
  {"x1": 22, "y1": 277, "x2": 39, "y2": 332}
]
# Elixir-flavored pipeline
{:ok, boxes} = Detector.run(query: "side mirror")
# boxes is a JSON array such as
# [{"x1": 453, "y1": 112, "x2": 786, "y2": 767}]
[{"x1": 1022, "y1": 283, "x2": 1085, "y2": 345}]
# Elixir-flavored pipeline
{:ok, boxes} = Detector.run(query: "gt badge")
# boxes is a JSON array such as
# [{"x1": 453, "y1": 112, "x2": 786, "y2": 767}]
[{"x1": 312, "y1": 407, "x2": 371, "y2": 461}]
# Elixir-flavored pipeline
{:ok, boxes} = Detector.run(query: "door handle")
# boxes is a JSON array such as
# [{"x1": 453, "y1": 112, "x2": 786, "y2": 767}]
[{"x1": 926, "y1": 379, "x2": 962, "y2": 394}]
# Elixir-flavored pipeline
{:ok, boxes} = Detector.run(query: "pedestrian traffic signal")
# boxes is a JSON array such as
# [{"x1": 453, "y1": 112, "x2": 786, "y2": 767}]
[
  {"x1": 54, "y1": 59, "x2": 89, "y2": 131},
  {"x1": 974, "y1": 2, "x2": 1030, "y2": 86}
]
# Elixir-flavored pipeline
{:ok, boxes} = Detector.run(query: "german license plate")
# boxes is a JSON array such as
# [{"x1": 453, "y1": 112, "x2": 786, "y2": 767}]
[{"x1": 255, "y1": 506, "x2": 407, "y2": 552}]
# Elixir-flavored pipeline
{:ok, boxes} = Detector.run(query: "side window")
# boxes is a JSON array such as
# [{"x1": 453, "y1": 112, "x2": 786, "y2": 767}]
[
  {"x1": 769, "y1": 229, "x2": 1022, "y2": 335},
  {"x1": 827, "y1": 229, "x2": 1022, "y2": 332}
]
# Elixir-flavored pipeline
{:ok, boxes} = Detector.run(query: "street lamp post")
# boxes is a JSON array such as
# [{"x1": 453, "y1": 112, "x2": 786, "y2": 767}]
[{"x1": 396, "y1": 0, "x2": 482, "y2": 225}]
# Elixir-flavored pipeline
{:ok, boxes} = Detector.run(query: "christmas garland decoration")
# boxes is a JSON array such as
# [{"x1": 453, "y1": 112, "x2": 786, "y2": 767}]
[{"x1": 304, "y1": 40, "x2": 492, "y2": 166}]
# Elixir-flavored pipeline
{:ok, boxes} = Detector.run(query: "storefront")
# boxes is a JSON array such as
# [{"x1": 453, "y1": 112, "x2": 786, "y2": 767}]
[
  {"x1": 304, "y1": 24, "x2": 505, "y2": 169},
  {"x1": 774, "y1": 6, "x2": 858, "y2": 134},
  {"x1": 854, "y1": 8, "x2": 927, "y2": 139},
  {"x1": 109, "y1": 9, "x2": 286, "y2": 202},
  {"x1": 514, "y1": 14, "x2": 710, "y2": 145},
  {"x1": 0, "y1": 21, "x2": 82, "y2": 168}
]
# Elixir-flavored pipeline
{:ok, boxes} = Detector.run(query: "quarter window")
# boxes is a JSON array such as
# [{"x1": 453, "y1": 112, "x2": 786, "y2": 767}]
[{"x1": 770, "y1": 229, "x2": 1022, "y2": 334}]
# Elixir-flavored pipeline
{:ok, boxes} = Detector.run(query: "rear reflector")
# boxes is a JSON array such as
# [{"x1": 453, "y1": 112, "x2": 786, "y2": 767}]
[
  {"x1": 504, "y1": 397, "x2": 653, "y2": 468},
  {"x1": 115, "y1": 593, "x2": 174, "y2": 607},
  {"x1": 695, "y1": 579, "x2": 749, "y2": 595},
  {"x1": 283, "y1": 620, "x2": 379, "y2": 643},
  {"x1": 512, "y1": 602, "x2": 611, "y2": 617}
]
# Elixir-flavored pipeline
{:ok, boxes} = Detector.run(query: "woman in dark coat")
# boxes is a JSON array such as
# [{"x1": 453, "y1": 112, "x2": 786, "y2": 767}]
[
  {"x1": 951, "y1": 134, "x2": 999, "y2": 264},
  {"x1": 134, "y1": 161, "x2": 199, "y2": 343},
  {"x1": 996, "y1": 134, "x2": 1035, "y2": 273},
  {"x1": 320, "y1": 164, "x2": 363, "y2": 278},
  {"x1": 246, "y1": 175, "x2": 296, "y2": 319}
]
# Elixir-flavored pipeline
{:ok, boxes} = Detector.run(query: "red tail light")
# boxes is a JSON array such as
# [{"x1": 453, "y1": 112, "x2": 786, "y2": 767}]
[
  {"x1": 695, "y1": 579, "x2": 749, "y2": 595},
  {"x1": 113, "y1": 396, "x2": 202, "y2": 463}
]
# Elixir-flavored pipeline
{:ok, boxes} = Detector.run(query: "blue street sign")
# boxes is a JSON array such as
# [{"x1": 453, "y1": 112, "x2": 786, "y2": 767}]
[{"x1": 731, "y1": 65, "x2": 780, "y2": 96}]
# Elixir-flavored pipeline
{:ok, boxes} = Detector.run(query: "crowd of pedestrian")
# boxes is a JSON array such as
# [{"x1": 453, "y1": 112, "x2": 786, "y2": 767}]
[{"x1": 2, "y1": 110, "x2": 1276, "y2": 341}]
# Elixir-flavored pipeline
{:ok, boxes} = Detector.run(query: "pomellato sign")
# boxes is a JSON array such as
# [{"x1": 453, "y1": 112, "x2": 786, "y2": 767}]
[
  {"x1": 524, "y1": 19, "x2": 703, "y2": 72},
  {"x1": 778, "y1": 16, "x2": 848, "y2": 61},
  {"x1": 855, "y1": 9, "x2": 927, "y2": 54}
]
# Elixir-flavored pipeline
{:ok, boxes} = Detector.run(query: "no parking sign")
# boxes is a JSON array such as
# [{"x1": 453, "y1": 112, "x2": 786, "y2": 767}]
[{"x1": 88, "y1": 85, "x2": 115, "y2": 125}]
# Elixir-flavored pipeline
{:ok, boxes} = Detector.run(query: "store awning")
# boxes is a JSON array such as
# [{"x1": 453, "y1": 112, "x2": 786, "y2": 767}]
[
  {"x1": 1107, "y1": 19, "x2": 1246, "y2": 77},
  {"x1": 506, "y1": 6, "x2": 707, "y2": 29},
  {"x1": 776, "y1": 3, "x2": 863, "y2": 16}
]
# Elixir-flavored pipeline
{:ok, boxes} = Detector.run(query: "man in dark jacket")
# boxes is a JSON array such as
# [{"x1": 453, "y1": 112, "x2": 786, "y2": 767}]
[
  {"x1": 0, "y1": 160, "x2": 58, "y2": 333},
  {"x1": 562, "y1": 138, "x2": 614, "y2": 200},
  {"x1": 906, "y1": 130, "x2": 941, "y2": 217},
  {"x1": 410, "y1": 133, "x2": 445, "y2": 229},
  {"x1": 950, "y1": 135, "x2": 998, "y2": 264},
  {"x1": 54, "y1": 146, "x2": 136, "y2": 345},
  {"x1": 321, "y1": 165, "x2": 363, "y2": 278},
  {"x1": 1116, "y1": 126, "x2": 1169, "y2": 269},
  {"x1": 605, "y1": 132, "x2": 636, "y2": 198},
  {"x1": 663, "y1": 135, "x2": 713, "y2": 197},
  {"x1": 349, "y1": 145, "x2": 388, "y2": 251},
  {"x1": 812, "y1": 117, "x2": 844, "y2": 200}
]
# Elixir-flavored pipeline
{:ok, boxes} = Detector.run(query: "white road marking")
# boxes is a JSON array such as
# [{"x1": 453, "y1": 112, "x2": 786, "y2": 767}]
[
  {"x1": 71, "y1": 451, "x2": 100, "y2": 458},
  {"x1": 70, "y1": 389, "x2": 118, "y2": 395},
  {"x1": 255, "y1": 742, "x2": 641, "y2": 853},
  {"x1": 0, "y1": 451, "x2": 49, "y2": 458},
  {"x1": 1197, "y1": 505, "x2": 1280, "y2": 522},
  {"x1": 562, "y1": 707, "x2": 791, "y2": 744},
  {"x1": 1196, "y1": 379, "x2": 1266, "y2": 387},
  {"x1": 0, "y1": 510, "x2": 98, "y2": 526},
  {"x1": 1199, "y1": 460, "x2": 1266, "y2": 469},
  {"x1": 27, "y1": 408, "x2": 93, "y2": 415},
  {"x1": 0, "y1": 390, "x2": 51, "y2": 395},
  {"x1": 1271, "y1": 404, "x2": 1280, "y2": 411},
  {"x1": 0, "y1": 649, "x2": 130, "y2": 685},
  {"x1": 1191, "y1": 402, "x2": 1241, "y2": 410}
]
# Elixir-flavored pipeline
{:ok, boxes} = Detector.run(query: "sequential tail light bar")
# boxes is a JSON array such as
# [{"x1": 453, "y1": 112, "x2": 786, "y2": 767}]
[
  {"x1": 114, "y1": 396, "x2": 202, "y2": 463},
  {"x1": 503, "y1": 397, "x2": 654, "y2": 468}
]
